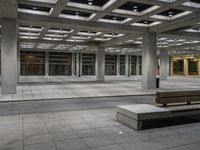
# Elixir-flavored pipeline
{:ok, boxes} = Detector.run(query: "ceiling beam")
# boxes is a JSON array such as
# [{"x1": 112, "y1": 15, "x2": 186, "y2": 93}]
[
  {"x1": 150, "y1": 12, "x2": 200, "y2": 33},
  {"x1": 20, "y1": 38, "x2": 98, "y2": 46},
  {"x1": 18, "y1": 12, "x2": 148, "y2": 34}
]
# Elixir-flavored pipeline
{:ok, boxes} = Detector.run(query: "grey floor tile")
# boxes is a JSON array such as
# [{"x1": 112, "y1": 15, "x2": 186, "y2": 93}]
[
  {"x1": 119, "y1": 141, "x2": 161, "y2": 150},
  {"x1": 24, "y1": 142, "x2": 57, "y2": 150},
  {"x1": 24, "y1": 134, "x2": 52, "y2": 145},
  {"x1": 83, "y1": 136, "x2": 115, "y2": 148},
  {"x1": 55, "y1": 139, "x2": 90, "y2": 150},
  {"x1": 91, "y1": 144, "x2": 124, "y2": 150}
]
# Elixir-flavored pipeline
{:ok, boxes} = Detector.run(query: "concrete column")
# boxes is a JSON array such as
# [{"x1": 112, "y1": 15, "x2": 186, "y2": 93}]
[
  {"x1": 45, "y1": 52, "x2": 49, "y2": 76},
  {"x1": 96, "y1": 47, "x2": 105, "y2": 81},
  {"x1": 76, "y1": 52, "x2": 80, "y2": 77},
  {"x1": 125, "y1": 54, "x2": 131, "y2": 77},
  {"x1": 1, "y1": 19, "x2": 17, "y2": 94},
  {"x1": 183, "y1": 57, "x2": 188, "y2": 76},
  {"x1": 198, "y1": 59, "x2": 200, "y2": 76},
  {"x1": 169, "y1": 56, "x2": 174, "y2": 76},
  {"x1": 117, "y1": 55, "x2": 120, "y2": 76},
  {"x1": 136, "y1": 55, "x2": 140, "y2": 75},
  {"x1": 17, "y1": 42, "x2": 20, "y2": 82},
  {"x1": 159, "y1": 49, "x2": 169, "y2": 80},
  {"x1": 71, "y1": 53, "x2": 75, "y2": 76},
  {"x1": 80, "y1": 53, "x2": 82, "y2": 76},
  {"x1": 142, "y1": 32, "x2": 157, "y2": 89}
]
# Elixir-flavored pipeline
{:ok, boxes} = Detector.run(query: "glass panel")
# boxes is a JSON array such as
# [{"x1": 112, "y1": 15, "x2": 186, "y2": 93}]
[
  {"x1": 139, "y1": 56, "x2": 142, "y2": 75},
  {"x1": 120, "y1": 55, "x2": 125, "y2": 75},
  {"x1": 188, "y1": 59, "x2": 198, "y2": 75},
  {"x1": 131, "y1": 55, "x2": 137, "y2": 75},
  {"x1": 82, "y1": 53, "x2": 95, "y2": 75},
  {"x1": 173, "y1": 59, "x2": 183, "y2": 75},
  {"x1": 21, "y1": 51, "x2": 45, "y2": 76},
  {"x1": 49, "y1": 52, "x2": 72, "y2": 75},
  {"x1": 105, "y1": 54, "x2": 117, "y2": 75}
]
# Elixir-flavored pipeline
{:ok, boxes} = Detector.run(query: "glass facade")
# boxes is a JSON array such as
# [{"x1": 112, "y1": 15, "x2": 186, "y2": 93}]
[
  {"x1": 105, "y1": 54, "x2": 117, "y2": 75},
  {"x1": 82, "y1": 53, "x2": 95, "y2": 75},
  {"x1": 131, "y1": 55, "x2": 137, "y2": 75},
  {"x1": 188, "y1": 59, "x2": 198, "y2": 75},
  {"x1": 138, "y1": 56, "x2": 142, "y2": 75},
  {"x1": 173, "y1": 59, "x2": 184, "y2": 75},
  {"x1": 21, "y1": 51, "x2": 45, "y2": 76},
  {"x1": 49, "y1": 52, "x2": 72, "y2": 75},
  {"x1": 120, "y1": 55, "x2": 125, "y2": 75}
]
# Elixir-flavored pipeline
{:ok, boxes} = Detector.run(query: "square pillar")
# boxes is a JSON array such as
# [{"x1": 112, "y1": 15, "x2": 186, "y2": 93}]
[
  {"x1": 169, "y1": 56, "x2": 174, "y2": 76},
  {"x1": 183, "y1": 57, "x2": 188, "y2": 76},
  {"x1": 159, "y1": 49, "x2": 169, "y2": 80},
  {"x1": 96, "y1": 47, "x2": 105, "y2": 81},
  {"x1": 198, "y1": 59, "x2": 200, "y2": 76},
  {"x1": 136, "y1": 55, "x2": 140, "y2": 76},
  {"x1": 125, "y1": 54, "x2": 131, "y2": 77},
  {"x1": 76, "y1": 52, "x2": 80, "y2": 77},
  {"x1": 80, "y1": 53, "x2": 82, "y2": 77},
  {"x1": 117, "y1": 55, "x2": 120, "y2": 76},
  {"x1": 17, "y1": 42, "x2": 20, "y2": 82},
  {"x1": 45, "y1": 52, "x2": 49, "y2": 76},
  {"x1": 71, "y1": 53, "x2": 75, "y2": 76},
  {"x1": 142, "y1": 32, "x2": 157, "y2": 89},
  {"x1": 1, "y1": 19, "x2": 17, "y2": 94}
]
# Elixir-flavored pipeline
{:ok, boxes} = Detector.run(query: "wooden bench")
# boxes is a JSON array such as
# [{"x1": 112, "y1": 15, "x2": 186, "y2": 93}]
[{"x1": 156, "y1": 90, "x2": 200, "y2": 107}]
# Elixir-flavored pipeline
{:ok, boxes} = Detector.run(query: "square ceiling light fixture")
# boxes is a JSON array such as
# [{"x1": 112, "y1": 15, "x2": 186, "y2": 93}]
[
  {"x1": 69, "y1": 0, "x2": 109, "y2": 7},
  {"x1": 99, "y1": 15, "x2": 132, "y2": 24},
  {"x1": 113, "y1": 1, "x2": 160, "y2": 16},
  {"x1": 18, "y1": 4, "x2": 52, "y2": 16},
  {"x1": 151, "y1": 9, "x2": 192, "y2": 20},
  {"x1": 132, "y1": 20, "x2": 161, "y2": 27},
  {"x1": 59, "y1": 9, "x2": 95, "y2": 21}
]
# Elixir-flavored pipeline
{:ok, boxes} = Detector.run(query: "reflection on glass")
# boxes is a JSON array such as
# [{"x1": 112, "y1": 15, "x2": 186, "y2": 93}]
[
  {"x1": 188, "y1": 59, "x2": 198, "y2": 75},
  {"x1": 49, "y1": 52, "x2": 72, "y2": 75},
  {"x1": 82, "y1": 53, "x2": 95, "y2": 75},
  {"x1": 131, "y1": 55, "x2": 137, "y2": 75},
  {"x1": 120, "y1": 55, "x2": 125, "y2": 75},
  {"x1": 105, "y1": 54, "x2": 117, "y2": 75},
  {"x1": 21, "y1": 51, "x2": 45, "y2": 76},
  {"x1": 173, "y1": 59, "x2": 183, "y2": 75}
]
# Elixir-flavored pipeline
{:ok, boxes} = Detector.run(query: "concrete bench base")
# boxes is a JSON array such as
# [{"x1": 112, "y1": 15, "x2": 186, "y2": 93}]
[
  {"x1": 116, "y1": 104, "x2": 200, "y2": 130},
  {"x1": 116, "y1": 112, "x2": 143, "y2": 130}
]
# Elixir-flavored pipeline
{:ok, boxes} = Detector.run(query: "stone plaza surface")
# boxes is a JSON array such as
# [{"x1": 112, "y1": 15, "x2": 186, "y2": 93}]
[
  {"x1": 0, "y1": 94, "x2": 200, "y2": 150},
  {"x1": 0, "y1": 76, "x2": 200, "y2": 102}
]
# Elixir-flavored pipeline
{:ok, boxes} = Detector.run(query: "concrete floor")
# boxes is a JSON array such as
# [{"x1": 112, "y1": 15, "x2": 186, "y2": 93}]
[
  {"x1": 0, "y1": 95, "x2": 200, "y2": 150},
  {"x1": 0, "y1": 76, "x2": 200, "y2": 102}
]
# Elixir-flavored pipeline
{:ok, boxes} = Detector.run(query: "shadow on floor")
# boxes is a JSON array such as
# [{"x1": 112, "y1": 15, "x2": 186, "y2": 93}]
[{"x1": 142, "y1": 115, "x2": 200, "y2": 130}]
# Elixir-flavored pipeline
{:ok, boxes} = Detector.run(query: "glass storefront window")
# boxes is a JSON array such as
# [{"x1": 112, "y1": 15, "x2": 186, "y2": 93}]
[
  {"x1": 138, "y1": 56, "x2": 142, "y2": 75},
  {"x1": 120, "y1": 55, "x2": 125, "y2": 75},
  {"x1": 173, "y1": 59, "x2": 184, "y2": 75},
  {"x1": 82, "y1": 53, "x2": 95, "y2": 75},
  {"x1": 131, "y1": 55, "x2": 137, "y2": 75},
  {"x1": 105, "y1": 54, "x2": 117, "y2": 75},
  {"x1": 49, "y1": 52, "x2": 72, "y2": 75},
  {"x1": 188, "y1": 59, "x2": 198, "y2": 75},
  {"x1": 21, "y1": 51, "x2": 45, "y2": 76}
]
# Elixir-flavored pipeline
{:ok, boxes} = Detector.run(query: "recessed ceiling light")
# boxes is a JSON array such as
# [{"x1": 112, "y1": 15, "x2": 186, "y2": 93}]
[
  {"x1": 33, "y1": 7, "x2": 37, "y2": 10},
  {"x1": 88, "y1": 0, "x2": 93, "y2": 5},
  {"x1": 133, "y1": 5, "x2": 138, "y2": 12},
  {"x1": 168, "y1": 11, "x2": 174, "y2": 17}
]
